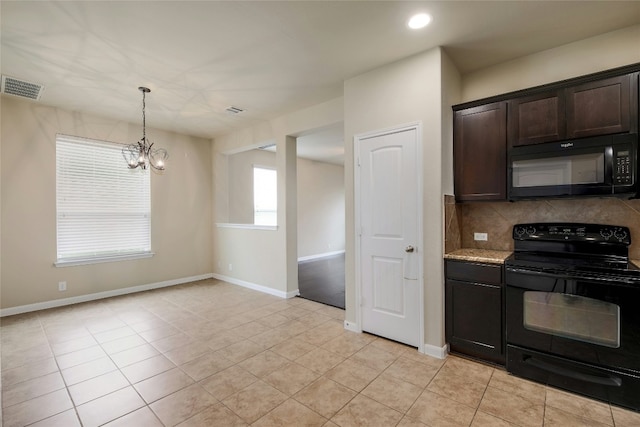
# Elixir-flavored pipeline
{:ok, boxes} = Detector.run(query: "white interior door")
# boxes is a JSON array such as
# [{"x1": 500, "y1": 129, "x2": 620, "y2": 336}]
[{"x1": 357, "y1": 126, "x2": 421, "y2": 347}]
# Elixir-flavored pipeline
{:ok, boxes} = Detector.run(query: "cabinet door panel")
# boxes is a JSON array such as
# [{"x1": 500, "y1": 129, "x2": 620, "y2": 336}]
[
  {"x1": 446, "y1": 278, "x2": 504, "y2": 364},
  {"x1": 508, "y1": 91, "x2": 565, "y2": 147},
  {"x1": 454, "y1": 102, "x2": 507, "y2": 201},
  {"x1": 566, "y1": 75, "x2": 630, "y2": 138}
]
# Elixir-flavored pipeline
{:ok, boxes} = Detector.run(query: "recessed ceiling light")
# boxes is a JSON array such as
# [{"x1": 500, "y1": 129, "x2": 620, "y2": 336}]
[{"x1": 407, "y1": 13, "x2": 431, "y2": 29}]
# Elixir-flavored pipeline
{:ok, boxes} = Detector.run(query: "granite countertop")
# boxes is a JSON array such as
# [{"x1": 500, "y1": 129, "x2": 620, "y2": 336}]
[
  {"x1": 444, "y1": 248, "x2": 512, "y2": 265},
  {"x1": 445, "y1": 251, "x2": 640, "y2": 269}
]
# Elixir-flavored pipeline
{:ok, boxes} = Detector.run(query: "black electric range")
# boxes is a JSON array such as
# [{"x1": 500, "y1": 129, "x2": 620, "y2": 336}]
[{"x1": 504, "y1": 222, "x2": 640, "y2": 412}]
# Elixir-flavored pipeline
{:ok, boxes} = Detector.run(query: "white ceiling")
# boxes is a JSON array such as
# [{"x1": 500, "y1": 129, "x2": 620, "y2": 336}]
[{"x1": 2, "y1": 1, "x2": 639, "y2": 152}]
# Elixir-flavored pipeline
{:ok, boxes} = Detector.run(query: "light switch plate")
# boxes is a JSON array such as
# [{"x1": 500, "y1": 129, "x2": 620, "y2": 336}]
[{"x1": 474, "y1": 232, "x2": 488, "y2": 241}]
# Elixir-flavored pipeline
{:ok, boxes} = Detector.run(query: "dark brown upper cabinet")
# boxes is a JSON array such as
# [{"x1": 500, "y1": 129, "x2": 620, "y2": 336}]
[
  {"x1": 508, "y1": 90, "x2": 566, "y2": 147},
  {"x1": 566, "y1": 74, "x2": 631, "y2": 139},
  {"x1": 454, "y1": 65, "x2": 638, "y2": 202},
  {"x1": 507, "y1": 73, "x2": 636, "y2": 147},
  {"x1": 454, "y1": 102, "x2": 507, "y2": 202}
]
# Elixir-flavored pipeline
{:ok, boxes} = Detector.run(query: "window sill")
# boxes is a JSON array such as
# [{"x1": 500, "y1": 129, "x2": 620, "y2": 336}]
[
  {"x1": 216, "y1": 223, "x2": 278, "y2": 231},
  {"x1": 55, "y1": 252, "x2": 154, "y2": 267}
]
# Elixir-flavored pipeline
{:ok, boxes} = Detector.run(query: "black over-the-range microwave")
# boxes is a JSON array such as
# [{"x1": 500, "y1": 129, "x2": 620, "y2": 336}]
[{"x1": 508, "y1": 133, "x2": 638, "y2": 200}]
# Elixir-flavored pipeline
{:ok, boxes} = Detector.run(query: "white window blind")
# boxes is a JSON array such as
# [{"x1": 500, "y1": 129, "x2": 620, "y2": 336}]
[{"x1": 56, "y1": 134, "x2": 151, "y2": 264}]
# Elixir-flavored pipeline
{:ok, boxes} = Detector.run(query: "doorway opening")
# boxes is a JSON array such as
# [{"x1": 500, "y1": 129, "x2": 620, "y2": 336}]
[
  {"x1": 295, "y1": 123, "x2": 346, "y2": 309},
  {"x1": 298, "y1": 253, "x2": 345, "y2": 309}
]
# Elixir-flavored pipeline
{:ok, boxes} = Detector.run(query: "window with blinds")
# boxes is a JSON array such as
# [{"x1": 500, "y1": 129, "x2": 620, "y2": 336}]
[{"x1": 56, "y1": 134, "x2": 151, "y2": 265}]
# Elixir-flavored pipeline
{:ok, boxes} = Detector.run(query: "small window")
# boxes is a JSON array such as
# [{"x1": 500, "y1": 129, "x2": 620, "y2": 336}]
[
  {"x1": 253, "y1": 166, "x2": 277, "y2": 226},
  {"x1": 56, "y1": 134, "x2": 151, "y2": 265}
]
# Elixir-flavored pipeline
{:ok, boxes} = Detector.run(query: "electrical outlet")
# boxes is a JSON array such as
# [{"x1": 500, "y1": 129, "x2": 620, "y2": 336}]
[
  {"x1": 58, "y1": 281, "x2": 67, "y2": 292},
  {"x1": 228, "y1": 263, "x2": 233, "y2": 271},
  {"x1": 474, "y1": 232, "x2": 488, "y2": 241}
]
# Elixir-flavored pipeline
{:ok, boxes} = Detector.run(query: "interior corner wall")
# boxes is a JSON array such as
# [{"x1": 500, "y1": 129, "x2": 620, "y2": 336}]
[
  {"x1": 344, "y1": 47, "x2": 446, "y2": 350},
  {"x1": 440, "y1": 50, "x2": 461, "y2": 196},
  {"x1": 461, "y1": 24, "x2": 640, "y2": 102},
  {"x1": 0, "y1": 96, "x2": 213, "y2": 310}
]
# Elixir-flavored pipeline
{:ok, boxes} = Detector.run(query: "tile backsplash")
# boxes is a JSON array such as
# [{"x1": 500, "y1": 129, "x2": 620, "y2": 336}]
[{"x1": 445, "y1": 195, "x2": 640, "y2": 260}]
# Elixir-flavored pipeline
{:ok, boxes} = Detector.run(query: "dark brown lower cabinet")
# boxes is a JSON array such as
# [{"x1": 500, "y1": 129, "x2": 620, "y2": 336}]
[{"x1": 445, "y1": 259, "x2": 505, "y2": 365}]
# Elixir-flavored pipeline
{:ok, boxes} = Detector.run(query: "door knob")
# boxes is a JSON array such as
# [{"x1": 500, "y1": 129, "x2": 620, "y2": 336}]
[{"x1": 405, "y1": 245, "x2": 415, "y2": 253}]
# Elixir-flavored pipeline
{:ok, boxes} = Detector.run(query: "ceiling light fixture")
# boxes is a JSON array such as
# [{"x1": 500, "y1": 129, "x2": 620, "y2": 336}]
[
  {"x1": 122, "y1": 87, "x2": 168, "y2": 171},
  {"x1": 407, "y1": 13, "x2": 431, "y2": 29}
]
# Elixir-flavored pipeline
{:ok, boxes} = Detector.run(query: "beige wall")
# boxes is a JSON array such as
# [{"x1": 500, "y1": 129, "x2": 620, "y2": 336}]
[
  {"x1": 226, "y1": 149, "x2": 277, "y2": 224},
  {"x1": 1, "y1": 96, "x2": 213, "y2": 310},
  {"x1": 461, "y1": 24, "x2": 640, "y2": 102},
  {"x1": 344, "y1": 47, "x2": 455, "y2": 352},
  {"x1": 211, "y1": 98, "x2": 343, "y2": 295},
  {"x1": 216, "y1": 147, "x2": 345, "y2": 259},
  {"x1": 297, "y1": 159, "x2": 345, "y2": 259}
]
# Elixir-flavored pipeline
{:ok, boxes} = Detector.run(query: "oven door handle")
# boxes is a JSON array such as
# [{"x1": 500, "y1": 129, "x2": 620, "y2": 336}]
[
  {"x1": 507, "y1": 266, "x2": 640, "y2": 285},
  {"x1": 524, "y1": 356, "x2": 622, "y2": 387},
  {"x1": 506, "y1": 267, "x2": 573, "y2": 280}
]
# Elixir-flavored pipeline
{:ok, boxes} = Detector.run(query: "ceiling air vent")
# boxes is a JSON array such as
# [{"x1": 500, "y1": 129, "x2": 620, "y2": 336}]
[
  {"x1": 225, "y1": 106, "x2": 244, "y2": 114},
  {"x1": 1, "y1": 75, "x2": 44, "y2": 100}
]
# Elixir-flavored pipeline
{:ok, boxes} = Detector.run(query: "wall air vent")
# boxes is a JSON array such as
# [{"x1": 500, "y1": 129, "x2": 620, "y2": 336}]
[
  {"x1": 225, "y1": 106, "x2": 244, "y2": 114},
  {"x1": 1, "y1": 75, "x2": 44, "y2": 100}
]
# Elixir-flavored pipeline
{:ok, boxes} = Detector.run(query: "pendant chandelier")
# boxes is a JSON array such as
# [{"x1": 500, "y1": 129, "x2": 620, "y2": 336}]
[{"x1": 122, "y1": 87, "x2": 168, "y2": 170}]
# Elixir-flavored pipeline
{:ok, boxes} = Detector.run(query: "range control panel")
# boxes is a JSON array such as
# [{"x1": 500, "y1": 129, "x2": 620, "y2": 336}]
[{"x1": 513, "y1": 223, "x2": 631, "y2": 245}]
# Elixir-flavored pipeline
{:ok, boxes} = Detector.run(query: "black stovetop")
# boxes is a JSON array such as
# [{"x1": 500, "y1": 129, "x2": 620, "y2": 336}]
[{"x1": 506, "y1": 222, "x2": 640, "y2": 283}]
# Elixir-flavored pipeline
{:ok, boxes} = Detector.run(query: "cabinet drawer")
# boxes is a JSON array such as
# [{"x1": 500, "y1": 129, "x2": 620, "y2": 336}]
[{"x1": 445, "y1": 259, "x2": 502, "y2": 285}]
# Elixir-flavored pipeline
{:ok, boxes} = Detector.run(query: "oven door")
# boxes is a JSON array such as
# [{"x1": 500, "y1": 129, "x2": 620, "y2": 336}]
[
  {"x1": 506, "y1": 266, "x2": 640, "y2": 374},
  {"x1": 506, "y1": 265, "x2": 640, "y2": 410}
]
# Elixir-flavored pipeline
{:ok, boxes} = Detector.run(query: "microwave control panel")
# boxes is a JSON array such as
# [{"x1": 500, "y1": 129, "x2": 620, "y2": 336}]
[{"x1": 614, "y1": 149, "x2": 633, "y2": 185}]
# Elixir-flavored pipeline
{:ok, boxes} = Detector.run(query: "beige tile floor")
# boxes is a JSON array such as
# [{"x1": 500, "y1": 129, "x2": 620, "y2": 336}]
[{"x1": 2, "y1": 279, "x2": 640, "y2": 426}]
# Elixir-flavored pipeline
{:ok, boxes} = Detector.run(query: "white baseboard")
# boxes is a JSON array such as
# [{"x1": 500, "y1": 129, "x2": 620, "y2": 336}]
[
  {"x1": 422, "y1": 343, "x2": 448, "y2": 359},
  {"x1": 298, "y1": 250, "x2": 345, "y2": 263},
  {"x1": 0, "y1": 273, "x2": 215, "y2": 317},
  {"x1": 343, "y1": 320, "x2": 361, "y2": 333},
  {"x1": 211, "y1": 273, "x2": 299, "y2": 299}
]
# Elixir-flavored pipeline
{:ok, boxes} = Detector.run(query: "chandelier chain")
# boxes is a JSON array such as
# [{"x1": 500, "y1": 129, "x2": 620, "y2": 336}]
[{"x1": 142, "y1": 89, "x2": 146, "y2": 141}]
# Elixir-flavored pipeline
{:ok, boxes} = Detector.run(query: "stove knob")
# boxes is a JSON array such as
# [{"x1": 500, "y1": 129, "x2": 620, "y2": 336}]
[
  {"x1": 614, "y1": 229, "x2": 628, "y2": 241},
  {"x1": 526, "y1": 227, "x2": 536, "y2": 236},
  {"x1": 600, "y1": 228, "x2": 613, "y2": 240},
  {"x1": 514, "y1": 226, "x2": 526, "y2": 237}
]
